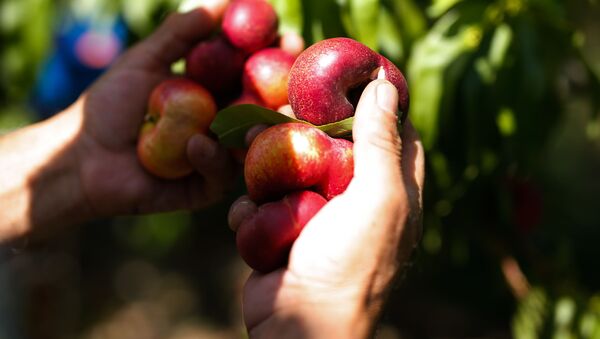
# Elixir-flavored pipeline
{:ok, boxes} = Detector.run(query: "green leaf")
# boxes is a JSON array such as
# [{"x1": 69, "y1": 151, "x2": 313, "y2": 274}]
[
  {"x1": 427, "y1": 0, "x2": 463, "y2": 18},
  {"x1": 378, "y1": 6, "x2": 404, "y2": 63},
  {"x1": 317, "y1": 117, "x2": 355, "y2": 138},
  {"x1": 348, "y1": 0, "x2": 380, "y2": 49},
  {"x1": 210, "y1": 105, "x2": 301, "y2": 147},
  {"x1": 407, "y1": 12, "x2": 481, "y2": 149},
  {"x1": 302, "y1": 0, "x2": 346, "y2": 44},
  {"x1": 388, "y1": 0, "x2": 427, "y2": 45},
  {"x1": 209, "y1": 105, "x2": 355, "y2": 147},
  {"x1": 488, "y1": 23, "x2": 513, "y2": 69}
]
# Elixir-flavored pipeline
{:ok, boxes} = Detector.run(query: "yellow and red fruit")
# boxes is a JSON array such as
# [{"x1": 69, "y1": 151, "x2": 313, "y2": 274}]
[
  {"x1": 137, "y1": 78, "x2": 217, "y2": 179},
  {"x1": 244, "y1": 123, "x2": 354, "y2": 203},
  {"x1": 242, "y1": 48, "x2": 295, "y2": 110}
]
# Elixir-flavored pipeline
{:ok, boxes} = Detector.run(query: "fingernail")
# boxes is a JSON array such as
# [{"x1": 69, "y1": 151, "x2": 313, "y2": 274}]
[
  {"x1": 376, "y1": 82, "x2": 398, "y2": 114},
  {"x1": 228, "y1": 196, "x2": 257, "y2": 232}
]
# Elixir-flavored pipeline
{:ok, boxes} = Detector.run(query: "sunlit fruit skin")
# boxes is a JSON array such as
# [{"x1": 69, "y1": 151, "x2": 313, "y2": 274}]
[
  {"x1": 245, "y1": 123, "x2": 331, "y2": 203},
  {"x1": 236, "y1": 190, "x2": 327, "y2": 273},
  {"x1": 288, "y1": 37, "x2": 409, "y2": 125},
  {"x1": 222, "y1": 0, "x2": 278, "y2": 54},
  {"x1": 185, "y1": 36, "x2": 245, "y2": 98},
  {"x1": 137, "y1": 78, "x2": 217, "y2": 179},
  {"x1": 244, "y1": 123, "x2": 354, "y2": 203},
  {"x1": 243, "y1": 48, "x2": 295, "y2": 110}
]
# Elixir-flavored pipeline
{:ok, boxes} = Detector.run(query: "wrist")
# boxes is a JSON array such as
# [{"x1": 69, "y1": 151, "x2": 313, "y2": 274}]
[
  {"x1": 35, "y1": 101, "x2": 96, "y2": 229},
  {"x1": 250, "y1": 298, "x2": 373, "y2": 339},
  {"x1": 0, "y1": 100, "x2": 94, "y2": 243},
  {"x1": 248, "y1": 273, "x2": 379, "y2": 339}
]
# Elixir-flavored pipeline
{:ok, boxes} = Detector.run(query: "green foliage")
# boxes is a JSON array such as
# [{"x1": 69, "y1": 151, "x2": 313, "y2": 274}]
[
  {"x1": 0, "y1": 0, "x2": 54, "y2": 126},
  {"x1": 513, "y1": 288, "x2": 600, "y2": 338}
]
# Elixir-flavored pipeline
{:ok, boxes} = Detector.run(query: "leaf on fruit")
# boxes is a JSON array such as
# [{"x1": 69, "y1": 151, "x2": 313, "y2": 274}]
[
  {"x1": 210, "y1": 105, "x2": 306, "y2": 147},
  {"x1": 210, "y1": 105, "x2": 356, "y2": 147},
  {"x1": 316, "y1": 117, "x2": 354, "y2": 138}
]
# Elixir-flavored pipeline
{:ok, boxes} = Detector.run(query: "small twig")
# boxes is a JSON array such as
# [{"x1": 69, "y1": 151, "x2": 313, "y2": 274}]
[{"x1": 500, "y1": 255, "x2": 531, "y2": 300}]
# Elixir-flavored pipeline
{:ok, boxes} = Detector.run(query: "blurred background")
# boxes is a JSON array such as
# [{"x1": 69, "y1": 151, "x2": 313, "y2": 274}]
[{"x1": 1, "y1": 0, "x2": 600, "y2": 338}]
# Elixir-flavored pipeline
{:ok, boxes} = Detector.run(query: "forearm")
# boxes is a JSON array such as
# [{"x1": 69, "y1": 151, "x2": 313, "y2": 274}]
[{"x1": 0, "y1": 102, "x2": 92, "y2": 243}]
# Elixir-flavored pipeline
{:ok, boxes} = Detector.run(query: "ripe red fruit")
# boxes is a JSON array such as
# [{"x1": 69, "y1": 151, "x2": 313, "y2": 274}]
[
  {"x1": 288, "y1": 37, "x2": 409, "y2": 125},
  {"x1": 236, "y1": 190, "x2": 327, "y2": 273},
  {"x1": 244, "y1": 123, "x2": 354, "y2": 204},
  {"x1": 317, "y1": 138, "x2": 354, "y2": 200},
  {"x1": 185, "y1": 36, "x2": 245, "y2": 98},
  {"x1": 222, "y1": 0, "x2": 279, "y2": 54},
  {"x1": 137, "y1": 78, "x2": 217, "y2": 179},
  {"x1": 242, "y1": 48, "x2": 295, "y2": 110}
]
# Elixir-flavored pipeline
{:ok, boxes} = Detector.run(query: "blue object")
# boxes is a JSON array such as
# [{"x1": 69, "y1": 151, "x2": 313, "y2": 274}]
[{"x1": 31, "y1": 14, "x2": 128, "y2": 119}]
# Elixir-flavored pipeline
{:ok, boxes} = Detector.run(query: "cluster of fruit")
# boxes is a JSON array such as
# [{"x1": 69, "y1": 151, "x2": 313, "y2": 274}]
[
  {"x1": 137, "y1": 0, "x2": 410, "y2": 273},
  {"x1": 186, "y1": 0, "x2": 303, "y2": 109},
  {"x1": 138, "y1": 0, "x2": 301, "y2": 179}
]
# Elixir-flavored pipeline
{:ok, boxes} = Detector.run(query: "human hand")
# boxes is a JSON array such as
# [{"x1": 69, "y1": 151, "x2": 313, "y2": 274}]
[
  {"x1": 228, "y1": 79, "x2": 425, "y2": 338},
  {"x1": 75, "y1": 8, "x2": 236, "y2": 217}
]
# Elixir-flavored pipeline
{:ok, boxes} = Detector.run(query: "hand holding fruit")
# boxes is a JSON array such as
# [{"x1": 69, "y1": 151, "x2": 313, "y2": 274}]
[
  {"x1": 230, "y1": 80, "x2": 425, "y2": 337},
  {"x1": 76, "y1": 8, "x2": 235, "y2": 217},
  {"x1": 226, "y1": 36, "x2": 410, "y2": 274}
]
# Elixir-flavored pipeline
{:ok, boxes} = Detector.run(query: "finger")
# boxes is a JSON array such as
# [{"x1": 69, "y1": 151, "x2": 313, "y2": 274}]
[
  {"x1": 351, "y1": 79, "x2": 403, "y2": 188},
  {"x1": 116, "y1": 9, "x2": 216, "y2": 72},
  {"x1": 187, "y1": 133, "x2": 236, "y2": 195},
  {"x1": 228, "y1": 195, "x2": 258, "y2": 232},
  {"x1": 245, "y1": 124, "x2": 268, "y2": 147}
]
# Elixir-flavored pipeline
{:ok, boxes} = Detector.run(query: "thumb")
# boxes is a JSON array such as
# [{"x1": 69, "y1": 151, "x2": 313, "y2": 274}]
[{"x1": 351, "y1": 79, "x2": 403, "y2": 188}]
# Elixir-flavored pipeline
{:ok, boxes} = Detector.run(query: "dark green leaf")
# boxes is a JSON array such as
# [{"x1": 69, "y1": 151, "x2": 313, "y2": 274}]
[
  {"x1": 210, "y1": 104, "x2": 356, "y2": 147},
  {"x1": 210, "y1": 105, "x2": 302, "y2": 147},
  {"x1": 302, "y1": 0, "x2": 346, "y2": 44},
  {"x1": 316, "y1": 117, "x2": 354, "y2": 138}
]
